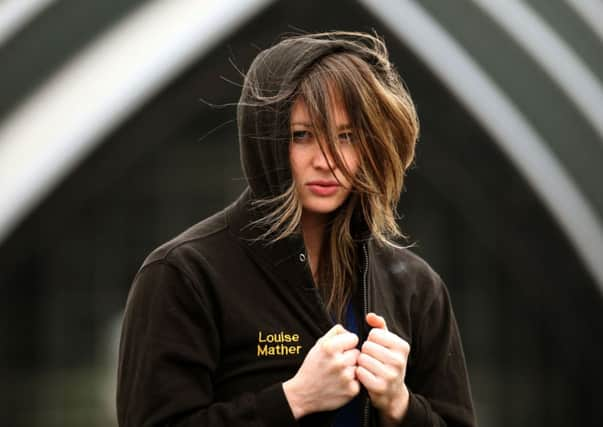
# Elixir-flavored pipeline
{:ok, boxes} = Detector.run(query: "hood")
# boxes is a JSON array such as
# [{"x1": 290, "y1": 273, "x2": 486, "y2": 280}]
[{"x1": 237, "y1": 32, "x2": 390, "y2": 199}]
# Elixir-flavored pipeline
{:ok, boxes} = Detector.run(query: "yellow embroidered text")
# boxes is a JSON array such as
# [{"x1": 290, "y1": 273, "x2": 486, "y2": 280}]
[{"x1": 257, "y1": 331, "x2": 302, "y2": 356}]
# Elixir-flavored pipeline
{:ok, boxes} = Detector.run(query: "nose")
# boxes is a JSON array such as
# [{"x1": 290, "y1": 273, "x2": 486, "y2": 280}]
[{"x1": 311, "y1": 141, "x2": 335, "y2": 170}]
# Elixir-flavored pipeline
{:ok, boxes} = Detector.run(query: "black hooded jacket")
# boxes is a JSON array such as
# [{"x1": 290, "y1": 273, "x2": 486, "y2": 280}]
[{"x1": 116, "y1": 33, "x2": 476, "y2": 427}]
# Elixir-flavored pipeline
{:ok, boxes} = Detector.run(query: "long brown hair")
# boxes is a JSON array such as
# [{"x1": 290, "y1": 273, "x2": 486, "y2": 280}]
[{"x1": 249, "y1": 31, "x2": 419, "y2": 321}]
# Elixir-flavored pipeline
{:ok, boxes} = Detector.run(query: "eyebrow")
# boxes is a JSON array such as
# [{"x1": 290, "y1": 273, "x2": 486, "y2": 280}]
[{"x1": 290, "y1": 122, "x2": 353, "y2": 130}]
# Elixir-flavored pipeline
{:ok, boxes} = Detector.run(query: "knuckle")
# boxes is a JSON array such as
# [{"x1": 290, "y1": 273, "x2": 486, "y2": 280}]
[
  {"x1": 354, "y1": 366, "x2": 362, "y2": 380},
  {"x1": 333, "y1": 355, "x2": 345, "y2": 370},
  {"x1": 321, "y1": 339, "x2": 333, "y2": 354},
  {"x1": 392, "y1": 354, "x2": 405, "y2": 369},
  {"x1": 355, "y1": 366, "x2": 366, "y2": 381},
  {"x1": 385, "y1": 368, "x2": 398, "y2": 382},
  {"x1": 346, "y1": 331, "x2": 357, "y2": 340},
  {"x1": 346, "y1": 367, "x2": 356, "y2": 381},
  {"x1": 341, "y1": 369, "x2": 352, "y2": 381},
  {"x1": 344, "y1": 352, "x2": 358, "y2": 366},
  {"x1": 347, "y1": 381, "x2": 360, "y2": 396},
  {"x1": 357, "y1": 353, "x2": 369, "y2": 367}
]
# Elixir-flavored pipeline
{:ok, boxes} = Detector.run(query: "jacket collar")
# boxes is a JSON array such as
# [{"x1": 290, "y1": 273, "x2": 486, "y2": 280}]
[
  {"x1": 225, "y1": 187, "x2": 374, "y2": 290},
  {"x1": 225, "y1": 188, "x2": 313, "y2": 290}
]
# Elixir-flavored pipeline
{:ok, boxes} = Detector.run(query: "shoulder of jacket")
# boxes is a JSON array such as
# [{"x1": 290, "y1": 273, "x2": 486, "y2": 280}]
[
  {"x1": 140, "y1": 208, "x2": 230, "y2": 270},
  {"x1": 371, "y1": 241, "x2": 446, "y2": 296}
]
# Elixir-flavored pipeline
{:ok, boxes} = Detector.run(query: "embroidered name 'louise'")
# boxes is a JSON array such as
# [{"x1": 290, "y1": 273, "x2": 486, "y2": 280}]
[{"x1": 257, "y1": 331, "x2": 302, "y2": 356}]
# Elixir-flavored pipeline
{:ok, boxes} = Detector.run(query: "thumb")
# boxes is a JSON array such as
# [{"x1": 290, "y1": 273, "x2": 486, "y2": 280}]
[
  {"x1": 366, "y1": 312, "x2": 388, "y2": 330},
  {"x1": 323, "y1": 323, "x2": 347, "y2": 339}
]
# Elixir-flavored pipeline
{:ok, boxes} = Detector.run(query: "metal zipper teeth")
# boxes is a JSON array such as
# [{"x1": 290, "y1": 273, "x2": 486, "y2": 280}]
[
  {"x1": 362, "y1": 243, "x2": 369, "y2": 317},
  {"x1": 362, "y1": 400, "x2": 370, "y2": 427},
  {"x1": 361, "y1": 242, "x2": 370, "y2": 427}
]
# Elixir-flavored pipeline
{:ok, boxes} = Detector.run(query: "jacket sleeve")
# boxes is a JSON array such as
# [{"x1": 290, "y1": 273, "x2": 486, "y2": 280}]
[
  {"x1": 116, "y1": 260, "x2": 297, "y2": 427},
  {"x1": 399, "y1": 278, "x2": 476, "y2": 427}
]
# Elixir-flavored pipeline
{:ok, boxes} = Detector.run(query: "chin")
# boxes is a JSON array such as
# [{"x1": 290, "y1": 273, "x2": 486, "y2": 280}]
[
  {"x1": 305, "y1": 205, "x2": 338, "y2": 215},
  {"x1": 302, "y1": 198, "x2": 346, "y2": 215}
]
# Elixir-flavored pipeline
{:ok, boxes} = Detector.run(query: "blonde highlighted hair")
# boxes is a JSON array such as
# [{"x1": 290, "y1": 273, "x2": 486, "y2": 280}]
[{"x1": 248, "y1": 31, "x2": 419, "y2": 321}]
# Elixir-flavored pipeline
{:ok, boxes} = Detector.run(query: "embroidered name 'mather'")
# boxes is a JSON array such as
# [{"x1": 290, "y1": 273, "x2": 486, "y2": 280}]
[{"x1": 257, "y1": 331, "x2": 302, "y2": 356}]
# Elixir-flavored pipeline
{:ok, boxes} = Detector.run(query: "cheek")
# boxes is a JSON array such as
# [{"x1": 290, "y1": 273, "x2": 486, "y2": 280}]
[
  {"x1": 288, "y1": 146, "x2": 303, "y2": 181},
  {"x1": 288, "y1": 145, "x2": 296, "y2": 172},
  {"x1": 343, "y1": 148, "x2": 360, "y2": 176}
]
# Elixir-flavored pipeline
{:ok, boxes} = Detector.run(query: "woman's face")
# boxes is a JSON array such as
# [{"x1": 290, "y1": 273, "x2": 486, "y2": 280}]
[{"x1": 289, "y1": 97, "x2": 359, "y2": 217}]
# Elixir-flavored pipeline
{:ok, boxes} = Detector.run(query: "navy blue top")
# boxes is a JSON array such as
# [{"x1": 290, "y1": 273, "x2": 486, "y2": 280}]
[{"x1": 332, "y1": 302, "x2": 362, "y2": 427}]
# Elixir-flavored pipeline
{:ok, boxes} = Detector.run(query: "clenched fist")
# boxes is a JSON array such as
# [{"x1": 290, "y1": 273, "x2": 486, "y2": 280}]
[
  {"x1": 357, "y1": 313, "x2": 411, "y2": 424},
  {"x1": 283, "y1": 324, "x2": 360, "y2": 419}
]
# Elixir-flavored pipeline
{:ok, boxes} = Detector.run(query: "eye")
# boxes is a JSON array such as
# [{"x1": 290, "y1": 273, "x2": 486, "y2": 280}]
[
  {"x1": 292, "y1": 130, "x2": 312, "y2": 142},
  {"x1": 338, "y1": 131, "x2": 355, "y2": 144}
]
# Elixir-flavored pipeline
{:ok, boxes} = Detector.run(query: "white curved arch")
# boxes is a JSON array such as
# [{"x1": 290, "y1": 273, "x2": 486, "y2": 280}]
[
  {"x1": 566, "y1": 0, "x2": 603, "y2": 44},
  {"x1": 471, "y1": 0, "x2": 603, "y2": 142},
  {"x1": 360, "y1": 0, "x2": 603, "y2": 292},
  {"x1": 0, "y1": 0, "x2": 55, "y2": 47},
  {"x1": 0, "y1": 0, "x2": 274, "y2": 244}
]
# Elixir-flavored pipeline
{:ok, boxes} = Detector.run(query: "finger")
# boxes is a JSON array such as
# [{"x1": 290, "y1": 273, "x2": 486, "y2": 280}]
[
  {"x1": 357, "y1": 352, "x2": 397, "y2": 381},
  {"x1": 366, "y1": 328, "x2": 410, "y2": 354},
  {"x1": 356, "y1": 366, "x2": 385, "y2": 393},
  {"x1": 318, "y1": 324, "x2": 346, "y2": 353},
  {"x1": 347, "y1": 378, "x2": 361, "y2": 397},
  {"x1": 361, "y1": 340, "x2": 407, "y2": 368},
  {"x1": 323, "y1": 323, "x2": 346, "y2": 339},
  {"x1": 366, "y1": 312, "x2": 388, "y2": 331},
  {"x1": 342, "y1": 365, "x2": 357, "y2": 381},
  {"x1": 323, "y1": 332, "x2": 359, "y2": 354},
  {"x1": 341, "y1": 348, "x2": 360, "y2": 366}
]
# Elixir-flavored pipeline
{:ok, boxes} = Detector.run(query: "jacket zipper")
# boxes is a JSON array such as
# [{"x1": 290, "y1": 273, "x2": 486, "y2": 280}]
[
  {"x1": 362, "y1": 243, "x2": 369, "y2": 318},
  {"x1": 308, "y1": 243, "x2": 371, "y2": 427},
  {"x1": 360, "y1": 242, "x2": 370, "y2": 427}
]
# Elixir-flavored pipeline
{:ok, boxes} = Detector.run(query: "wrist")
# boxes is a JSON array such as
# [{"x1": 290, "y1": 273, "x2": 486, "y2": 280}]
[
  {"x1": 381, "y1": 385, "x2": 410, "y2": 423},
  {"x1": 282, "y1": 378, "x2": 307, "y2": 419}
]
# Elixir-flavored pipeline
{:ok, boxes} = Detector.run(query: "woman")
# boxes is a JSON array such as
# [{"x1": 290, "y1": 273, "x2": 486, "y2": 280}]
[{"x1": 117, "y1": 31, "x2": 476, "y2": 426}]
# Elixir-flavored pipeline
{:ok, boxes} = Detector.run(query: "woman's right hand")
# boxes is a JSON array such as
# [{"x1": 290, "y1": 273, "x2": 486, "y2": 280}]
[{"x1": 282, "y1": 324, "x2": 360, "y2": 419}]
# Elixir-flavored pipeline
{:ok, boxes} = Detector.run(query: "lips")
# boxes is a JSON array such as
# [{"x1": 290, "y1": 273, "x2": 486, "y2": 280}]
[
  {"x1": 307, "y1": 180, "x2": 339, "y2": 186},
  {"x1": 306, "y1": 180, "x2": 340, "y2": 196}
]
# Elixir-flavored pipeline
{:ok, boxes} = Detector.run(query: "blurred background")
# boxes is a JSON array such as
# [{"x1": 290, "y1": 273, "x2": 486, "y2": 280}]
[{"x1": 1, "y1": 0, "x2": 602, "y2": 425}]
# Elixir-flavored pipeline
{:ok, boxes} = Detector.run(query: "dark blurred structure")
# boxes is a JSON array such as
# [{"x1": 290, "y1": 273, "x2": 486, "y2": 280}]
[{"x1": 1, "y1": 1, "x2": 602, "y2": 426}]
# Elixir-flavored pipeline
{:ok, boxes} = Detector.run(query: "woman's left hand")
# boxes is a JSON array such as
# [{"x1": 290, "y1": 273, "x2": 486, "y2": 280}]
[{"x1": 356, "y1": 312, "x2": 410, "y2": 424}]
